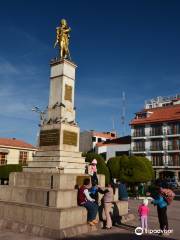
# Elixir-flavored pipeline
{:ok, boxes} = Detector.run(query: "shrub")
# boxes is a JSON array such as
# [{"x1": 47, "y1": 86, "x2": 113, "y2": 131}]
[
  {"x1": 107, "y1": 155, "x2": 155, "y2": 184},
  {"x1": 0, "y1": 164, "x2": 23, "y2": 180}
]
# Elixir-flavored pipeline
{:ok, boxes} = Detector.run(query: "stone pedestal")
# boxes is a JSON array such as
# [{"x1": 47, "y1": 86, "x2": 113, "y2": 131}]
[{"x1": 0, "y1": 172, "x2": 99, "y2": 238}]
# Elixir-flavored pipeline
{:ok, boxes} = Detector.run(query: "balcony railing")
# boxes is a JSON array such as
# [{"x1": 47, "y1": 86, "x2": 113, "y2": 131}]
[
  {"x1": 167, "y1": 129, "x2": 180, "y2": 135},
  {"x1": 152, "y1": 160, "x2": 164, "y2": 166},
  {"x1": 150, "y1": 146, "x2": 163, "y2": 151},
  {"x1": 133, "y1": 147, "x2": 146, "y2": 152},
  {"x1": 167, "y1": 160, "x2": 180, "y2": 166},
  {"x1": 133, "y1": 132, "x2": 145, "y2": 137},
  {"x1": 168, "y1": 145, "x2": 180, "y2": 151},
  {"x1": 149, "y1": 130, "x2": 163, "y2": 136}
]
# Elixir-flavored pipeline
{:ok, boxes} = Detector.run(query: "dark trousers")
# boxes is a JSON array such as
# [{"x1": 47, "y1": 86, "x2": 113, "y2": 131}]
[
  {"x1": 83, "y1": 201, "x2": 98, "y2": 222},
  {"x1": 91, "y1": 173, "x2": 98, "y2": 185},
  {"x1": 157, "y1": 206, "x2": 168, "y2": 230}
]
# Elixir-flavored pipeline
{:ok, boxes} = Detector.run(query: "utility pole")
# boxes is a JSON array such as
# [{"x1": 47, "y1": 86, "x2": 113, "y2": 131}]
[
  {"x1": 121, "y1": 91, "x2": 126, "y2": 136},
  {"x1": 112, "y1": 116, "x2": 115, "y2": 132}
]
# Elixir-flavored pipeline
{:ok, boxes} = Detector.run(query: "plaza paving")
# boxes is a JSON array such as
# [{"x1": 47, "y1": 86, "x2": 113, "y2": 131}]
[{"x1": 0, "y1": 199, "x2": 179, "y2": 240}]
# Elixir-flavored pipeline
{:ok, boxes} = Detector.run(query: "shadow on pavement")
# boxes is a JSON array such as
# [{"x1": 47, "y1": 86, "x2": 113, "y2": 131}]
[{"x1": 67, "y1": 231, "x2": 176, "y2": 240}]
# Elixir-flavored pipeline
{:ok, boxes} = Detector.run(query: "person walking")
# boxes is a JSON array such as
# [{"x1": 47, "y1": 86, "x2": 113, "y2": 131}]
[
  {"x1": 78, "y1": 178, "x2": 98, "y2": 226},
  {"x1": 152, "y1": 187, "x2": 169, "y2": 235},
  {"x1": 138, "y1": 198, "x2": 149, "y2": 233}
]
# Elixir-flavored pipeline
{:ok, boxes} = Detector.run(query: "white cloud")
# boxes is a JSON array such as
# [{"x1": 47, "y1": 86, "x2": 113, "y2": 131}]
[
  {"x1": 0, "y1": 58, "x2": 48, "y2": 120},
  {"x1": 76, "y1": 94, "x2": 121, "y2": 108},
  {"x1": 0, "y1": 57, "x2": 20, "y2": 76}
]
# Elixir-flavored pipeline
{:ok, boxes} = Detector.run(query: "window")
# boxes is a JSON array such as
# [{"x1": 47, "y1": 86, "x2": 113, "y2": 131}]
[
  {"x1": 168, "y1": 154, "x2": 180, "y2": 166},
  {"x1": 151, "y1": 154, "x2": 163, "y2": 166},
  {"x1": 98, "y1": 138, "x2": 102, "y2": 142},
  {"x1": 133, "y1": 140, "x2": 145, "y2": 151},
  {"x1": 150, "y1": 125, "x2": 163, "y2": 136},
  {"x1": 92, "y1": 137, "x2": 96, "y2": 142},
  {"x1": 133, "y1": 126, "x2": 145, "y2": 137},
  {"x1": 150, "y1": 140, "x2": 163, "y2": 150},
  {"x1": 19, "y1": 151, "x2": 28, "y2": 165},
  {"x1": 0, "y1": 153, "x2": 7, "y2": 165}
]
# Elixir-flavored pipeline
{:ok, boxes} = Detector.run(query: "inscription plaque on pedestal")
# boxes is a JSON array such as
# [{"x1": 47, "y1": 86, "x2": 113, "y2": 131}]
[
  {"x1": 65, "y1": 84, "x2": 72, "y2": 102},
  {"x1": 40, "y1": 129, "x2": 59, "y2": 146},
  {"x1": 63, "y1": 130, "x2": 77, "y2": 146}
]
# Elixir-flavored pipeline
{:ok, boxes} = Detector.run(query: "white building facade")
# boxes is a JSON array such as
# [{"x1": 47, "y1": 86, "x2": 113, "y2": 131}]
[
  {"x1": 80, "y1": 130, "x2": 116, "y2": 153},
  {"x1": 131, "y1": 95, "x2": 180, "y2": 179},
  {"x1": 95, "y1": 143, "x2": 130, "y2": 161}
]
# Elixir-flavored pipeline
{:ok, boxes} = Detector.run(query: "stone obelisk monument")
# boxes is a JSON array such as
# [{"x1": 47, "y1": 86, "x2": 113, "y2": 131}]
[{"x1": 0, "y1": 19, "x2": 104, "y2": 239}]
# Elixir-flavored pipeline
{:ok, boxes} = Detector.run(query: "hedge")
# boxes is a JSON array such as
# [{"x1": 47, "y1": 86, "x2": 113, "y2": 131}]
[{"x1": 0, "y1": 164, "x2": 23, "y2": 179}]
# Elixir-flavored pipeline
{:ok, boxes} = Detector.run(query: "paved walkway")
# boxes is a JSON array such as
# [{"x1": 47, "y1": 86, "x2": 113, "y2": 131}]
[{"x1": 0, "y1": 199, "x2": 179, "y2": 240}]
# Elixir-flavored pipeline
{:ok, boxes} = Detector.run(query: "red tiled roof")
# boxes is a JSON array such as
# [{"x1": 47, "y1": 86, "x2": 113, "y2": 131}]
[
  {"x1": 93, "y1": 131, "x2": 116, "y2": 139},
  {"x1": 96, "y1": 142, "x2": 117, "y2": 147},
  {"x1": 96, "y1": 136, "x2": 131, "y2": 147},
  {"x1": 131, "y1": 104, "x2": 180, "y2": 125},
  {"x1": 0, "y1": 138, "x2": 36, "y2": 149}
]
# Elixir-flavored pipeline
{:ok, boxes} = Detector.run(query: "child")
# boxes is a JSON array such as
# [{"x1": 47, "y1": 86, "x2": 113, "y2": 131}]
[
  {"x1": 138, "y1": 198, "x2": 149, "y2": 233},
  {"x1": 89, "y1": 182, "x2": 99, "y2": 203},
  {"x1": 88, "y1": 159, "x2": 98, "y2": 185}
]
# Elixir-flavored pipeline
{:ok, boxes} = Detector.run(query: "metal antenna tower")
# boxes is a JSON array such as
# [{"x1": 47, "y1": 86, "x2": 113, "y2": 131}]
[
  {"x1": 121, "y1": 91, "x2": 126, "y2": 136},
  {"x1": 112, "y1": 116, "x2": 115, "y2": 132}
]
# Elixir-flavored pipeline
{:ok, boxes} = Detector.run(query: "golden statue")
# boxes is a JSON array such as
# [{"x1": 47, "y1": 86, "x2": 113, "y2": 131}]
[{"x1": 54, "y1": 19, "x2": 71, "y2": 59}]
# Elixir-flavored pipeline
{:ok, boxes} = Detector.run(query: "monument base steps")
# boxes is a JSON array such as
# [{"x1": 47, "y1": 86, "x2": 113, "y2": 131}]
[{"x1": 0, "y1": 219, "x2": 99, "y2": 239}]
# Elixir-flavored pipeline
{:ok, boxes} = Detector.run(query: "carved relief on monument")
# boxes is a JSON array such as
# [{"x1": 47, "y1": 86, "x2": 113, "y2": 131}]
[
  {"x1": 63, "y1": 130, "x2": 77, "y2": 146},
  {"x1": 64, "y1": 84, "x2": 72, "y2": 102}
]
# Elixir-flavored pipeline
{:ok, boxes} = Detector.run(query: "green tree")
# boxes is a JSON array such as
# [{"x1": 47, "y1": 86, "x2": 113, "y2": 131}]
[
  {"x1": 107, "y1": 156, "x2": 121, "y2": 179},
  {"x1": 84, "y1": 152, "x2": 110, "y2": 184},
  {"x1": 107, "y1": 155, "x2": 155, "y2": 184}
]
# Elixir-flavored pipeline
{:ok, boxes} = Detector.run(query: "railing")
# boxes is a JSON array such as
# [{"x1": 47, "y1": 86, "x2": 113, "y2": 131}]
[
  {"x1": 133, "y1": 147, "x2": 146, "y2": 152},
  {"x1": 168, "y1": 145, "x2": 180, "y2": 150},
  {"x1": 167, "y1": 160, "x2": 180, "y2": 166},
  {"x1": 133, "y1": 132, "x2": 145, "y2": 137},
  {"x1": 149, "y1": 130, "x2": 163, "y2": 136},
  {"x1": 152, "y1": 160, "x2": 164, "y2": 166},
  {"x1": 166, "y1": 129, "x2": 180, "y2": 135},
  {"x1": 150, "y1": 146, "x2": 163, "y2": 151}
]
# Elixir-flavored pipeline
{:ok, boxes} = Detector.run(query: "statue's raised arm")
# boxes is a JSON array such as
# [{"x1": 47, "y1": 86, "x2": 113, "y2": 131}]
[{"x1": 54, "y1": 19, "x2": 71, "y2": 59}]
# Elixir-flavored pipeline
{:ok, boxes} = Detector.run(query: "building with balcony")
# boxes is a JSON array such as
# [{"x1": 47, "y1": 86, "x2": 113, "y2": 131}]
[
  {"x1": 0, "y1": 138, "x2": 37, "y2": 166},
  {"x1": 130, "y1": 95, "x2": 180, "y2": 180},
  {"x1": 79, "y1": 130, "x2": 117, "y2": 153}
]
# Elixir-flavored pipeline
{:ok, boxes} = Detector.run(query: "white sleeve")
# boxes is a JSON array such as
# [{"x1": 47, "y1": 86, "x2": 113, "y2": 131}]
[{"x1": 84, "y1": 189, "x2": 95, "y2": 202}]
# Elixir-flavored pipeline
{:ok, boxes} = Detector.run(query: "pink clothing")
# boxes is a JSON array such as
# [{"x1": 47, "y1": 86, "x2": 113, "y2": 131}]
[
  {"x1": 138, "y1": 204, "x2": 150, "y2": 216},
  {"x1": 91, "y1": 165, "x2": 97, "y2": 173},
  {"x1": 141, "y1": 215, "x2": 148, "y2": 231}
]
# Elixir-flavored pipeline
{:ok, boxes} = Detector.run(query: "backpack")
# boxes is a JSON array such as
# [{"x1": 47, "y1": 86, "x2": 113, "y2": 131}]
[
  {"x1": 160, "y1": 188, "x2": 175, "y2": 205},
  {"x1": 77, "y1": 186, "x2": 87, "y2": 205}
]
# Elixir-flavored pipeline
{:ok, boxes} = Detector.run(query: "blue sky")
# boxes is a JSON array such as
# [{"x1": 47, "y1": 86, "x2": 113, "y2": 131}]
[{"x1": 0, "y1": 0, "x2": 180, "y2": 145}]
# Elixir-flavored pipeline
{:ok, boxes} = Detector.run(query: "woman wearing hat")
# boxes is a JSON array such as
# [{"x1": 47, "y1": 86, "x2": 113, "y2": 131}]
[{"x1": 88, "y1": 159, "x2": 98, "y2": 185}]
